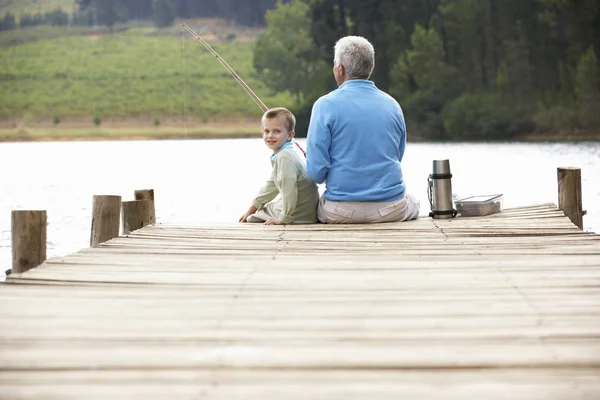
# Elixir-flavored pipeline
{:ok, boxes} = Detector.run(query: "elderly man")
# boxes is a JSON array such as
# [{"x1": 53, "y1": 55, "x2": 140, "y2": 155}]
[{"x1": 306, "y1": 35, "x2": 420, "y2": 224}]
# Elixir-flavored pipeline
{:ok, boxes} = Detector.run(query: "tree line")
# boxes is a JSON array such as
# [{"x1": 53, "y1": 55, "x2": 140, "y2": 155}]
[
  {"x1": 254, "y1": 0, "x2": 600, "y2": 140},
  {"x1": 0, "y1": 9, "x2": 70, "y2": 31},
  {"x1": 76, "y1": 0, "x2": 290, "y2": 28},
  {"x1": 1, "y1": 0, "x2": 290, "y2": 32}
]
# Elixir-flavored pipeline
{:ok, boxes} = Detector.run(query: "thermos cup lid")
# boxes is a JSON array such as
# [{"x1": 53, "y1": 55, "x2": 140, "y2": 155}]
[{"x1": 432, "y1": 159, "x2": 451, "y2": 175}]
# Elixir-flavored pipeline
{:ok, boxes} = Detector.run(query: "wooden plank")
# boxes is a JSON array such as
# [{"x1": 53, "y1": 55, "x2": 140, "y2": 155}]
[{"x1": 1, "y1": 204, "x2": 600, "y2": 398}]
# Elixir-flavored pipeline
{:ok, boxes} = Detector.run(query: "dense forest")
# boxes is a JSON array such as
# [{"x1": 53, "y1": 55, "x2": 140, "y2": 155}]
[
  {"x1": 0, "y1": 1, "x2": 291, "y2": 30},
  {"x1": 254, "y1": 0, "x2": 600, "y2": 139},
  {"x1": 76, "y1": 0, "x2": 291, "y2": 27}
]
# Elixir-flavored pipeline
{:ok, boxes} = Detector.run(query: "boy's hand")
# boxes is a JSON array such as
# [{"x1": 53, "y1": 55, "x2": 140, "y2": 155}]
[
  {"x1": 265, "y1": 219, "x2": 284, "y2": 225},
  {"x1": 239, "y1": 205, "x2": 258, "y2": 223},
  {"x1": 239, "y1": 212, "x2": 251, "y2": 222}
]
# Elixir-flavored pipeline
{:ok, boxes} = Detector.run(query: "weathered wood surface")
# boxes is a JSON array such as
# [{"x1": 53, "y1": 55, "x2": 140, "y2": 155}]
[
  {"x1": 134, "y1": 189, "x2": 156, "y2": 224},
  {"x1": 122, "y1": 199, "x2": 153, "y2": 235},
  {"x1": 2, "y1": 203, "x2": 600, "y2": 399},
  {"x1": 558, "y1": 167, "x2": 584, "y2": 229},
  {"x1": 89, "y1": 195, "x2": 121, "y2": 247},
  {"x1": 11, "y1": 210, "x2": 46, "y2": 273}
]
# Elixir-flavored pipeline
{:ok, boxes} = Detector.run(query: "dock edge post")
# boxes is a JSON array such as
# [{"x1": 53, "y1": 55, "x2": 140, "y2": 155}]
[
  {"x1": 134, "y1": 189, "x2": 156, "y2": 224},
  {"x1": 557, "y1": 167, "x2": 583, "y2": 229},
  {"x1": 11, "y1": 210, "x2": 47, "y2": 274},
  {"x1": 90, "y1": 195, "x2": 122, "y2": 247},
  {"x1": 122, "y1": 200, "x2": 153, "y2": 235}
]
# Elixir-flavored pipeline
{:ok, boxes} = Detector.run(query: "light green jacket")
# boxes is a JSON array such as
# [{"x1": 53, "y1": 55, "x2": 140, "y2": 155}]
[{"x1": 252, "y1": 146, "x2": 319, "y2": 224}]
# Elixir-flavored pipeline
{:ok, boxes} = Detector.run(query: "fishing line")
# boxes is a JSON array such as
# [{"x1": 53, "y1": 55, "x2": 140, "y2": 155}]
[
  {"x1": 182, "y1": 23, "x2": 306, "y2": 157},
  {"x1": 181, "y1": 27, "x2": 188, "y2": 140}
]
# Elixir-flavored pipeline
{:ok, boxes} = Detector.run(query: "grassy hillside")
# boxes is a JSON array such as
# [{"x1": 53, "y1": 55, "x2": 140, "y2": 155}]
[
  {"x1": 0, "y1": 0, "x2": 75, "y2": 17},
  {"x1": 0, "y1": 26, "x2": 295, "y2": 123}
]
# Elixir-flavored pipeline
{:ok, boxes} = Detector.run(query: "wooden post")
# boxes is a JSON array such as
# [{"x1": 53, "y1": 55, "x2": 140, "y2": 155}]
[
  {"x1": 134, "y1": 189, "x2": 155, "y2": 224},
  {"x1": 122, "y1": 200, "x2": 153, "y2": 235},
  {"x1": 11, "y1": 210, "x2": 46, "y2": 273},
  {"x1": 90, "y1": 195, "x2": 122, "y2": 247},
  {"x1": 557, "y1": 167, "x2": 583, "y2": 229}
]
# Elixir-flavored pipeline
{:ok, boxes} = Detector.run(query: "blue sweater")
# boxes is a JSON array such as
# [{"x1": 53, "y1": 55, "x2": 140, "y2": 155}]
[{"x1": 306, "y1": 80, "x2": 407, "y2": 202}]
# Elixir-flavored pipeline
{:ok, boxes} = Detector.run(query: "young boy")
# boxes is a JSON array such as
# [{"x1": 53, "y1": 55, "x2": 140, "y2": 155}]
[{"x1": 239, "y1": 107, "x2": 319, "y2": 225}]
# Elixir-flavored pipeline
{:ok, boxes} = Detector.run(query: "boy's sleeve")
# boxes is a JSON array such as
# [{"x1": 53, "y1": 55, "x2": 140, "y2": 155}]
[
  {"x1": 252, "y1": 171, "x2": 279, "y2": 210},
  {"x1": 306, "y1": 99, "x2": 331, "y2": 184},
  {"x1": 275, "y1": 157, "x2": 299, "y2": 224}
]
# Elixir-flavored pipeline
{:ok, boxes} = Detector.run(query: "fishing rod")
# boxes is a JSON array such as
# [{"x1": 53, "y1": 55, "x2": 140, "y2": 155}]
[{"x1": 182, "y1": 23, "x2": 306, "y2": 157}]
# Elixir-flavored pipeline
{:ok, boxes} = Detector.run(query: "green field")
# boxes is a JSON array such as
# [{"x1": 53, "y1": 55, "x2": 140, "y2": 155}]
[
  {"x1": 0, "y1": 121, "x2": 261, "y2": 142},
  {"x1": 0, "y1": 26, "x2": 295, "y2": 126},
  {"x1": 0, "y1": 0, "x2": 75, "y2": 17}
]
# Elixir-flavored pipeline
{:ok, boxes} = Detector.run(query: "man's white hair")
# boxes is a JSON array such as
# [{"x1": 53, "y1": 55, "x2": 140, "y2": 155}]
[{"x1": 334, "y1": 36, "x2": 375, "y2": 80}]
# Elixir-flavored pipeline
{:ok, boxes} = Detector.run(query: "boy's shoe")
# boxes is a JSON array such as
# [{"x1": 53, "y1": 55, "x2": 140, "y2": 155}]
[{"x1": 246, "y1": 214, "x2": 265, "y2": 223}]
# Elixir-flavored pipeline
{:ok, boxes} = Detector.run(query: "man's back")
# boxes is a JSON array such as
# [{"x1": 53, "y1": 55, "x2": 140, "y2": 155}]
[{"x1": 306, "y1": 79, "x2": 407, "y2": 202}]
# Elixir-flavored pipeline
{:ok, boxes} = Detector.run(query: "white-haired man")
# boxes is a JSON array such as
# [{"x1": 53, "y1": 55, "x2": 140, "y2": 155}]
[{"x1": 306, "y1": 35, "x2": 420, "y2": 224}]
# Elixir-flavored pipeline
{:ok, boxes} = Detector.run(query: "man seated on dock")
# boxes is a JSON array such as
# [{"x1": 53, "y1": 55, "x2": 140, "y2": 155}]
[{"x1": 306, "y1": 36, "x2": 420, "y2": 224}]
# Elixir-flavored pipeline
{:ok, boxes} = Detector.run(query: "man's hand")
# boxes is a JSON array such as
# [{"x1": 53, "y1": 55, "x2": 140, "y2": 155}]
[{"x1": 265, "y1": 219, "x2": 284, "y2": 225}]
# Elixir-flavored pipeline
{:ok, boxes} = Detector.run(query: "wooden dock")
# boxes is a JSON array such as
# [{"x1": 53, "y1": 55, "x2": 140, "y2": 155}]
[{"x1": 2, "y1": 203, "x2": 600, "y2": 399}]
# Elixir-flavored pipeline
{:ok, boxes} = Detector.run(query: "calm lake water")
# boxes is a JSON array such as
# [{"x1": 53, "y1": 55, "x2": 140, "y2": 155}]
[{"x1": 1, "y1": 139, "x2": 599, "y2": 274}]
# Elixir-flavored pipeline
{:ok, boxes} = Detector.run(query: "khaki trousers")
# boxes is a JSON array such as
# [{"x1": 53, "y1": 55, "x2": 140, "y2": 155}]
[
  {"x1": 317, "y1": 194, "x2": 420, "y2": 224},
  {"x1": 247, "y1": 200, "x2": 281, "y2": 223}
]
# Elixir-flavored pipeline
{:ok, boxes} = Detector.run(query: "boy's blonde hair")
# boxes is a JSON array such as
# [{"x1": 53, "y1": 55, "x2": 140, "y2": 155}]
[{"x1": 262, "y1": 107, "x2": 296, "y2": 132}]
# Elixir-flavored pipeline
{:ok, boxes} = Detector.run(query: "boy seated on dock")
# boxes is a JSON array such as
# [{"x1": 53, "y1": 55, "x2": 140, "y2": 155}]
[{"x1": 239, "y1": 107, "x2": 319, "y2": 225}]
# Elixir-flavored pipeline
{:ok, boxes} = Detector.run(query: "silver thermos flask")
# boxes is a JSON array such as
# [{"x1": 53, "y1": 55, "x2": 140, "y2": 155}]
[{"x1": 428, "y1": 159, "x2": 457, "y2": 219}]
